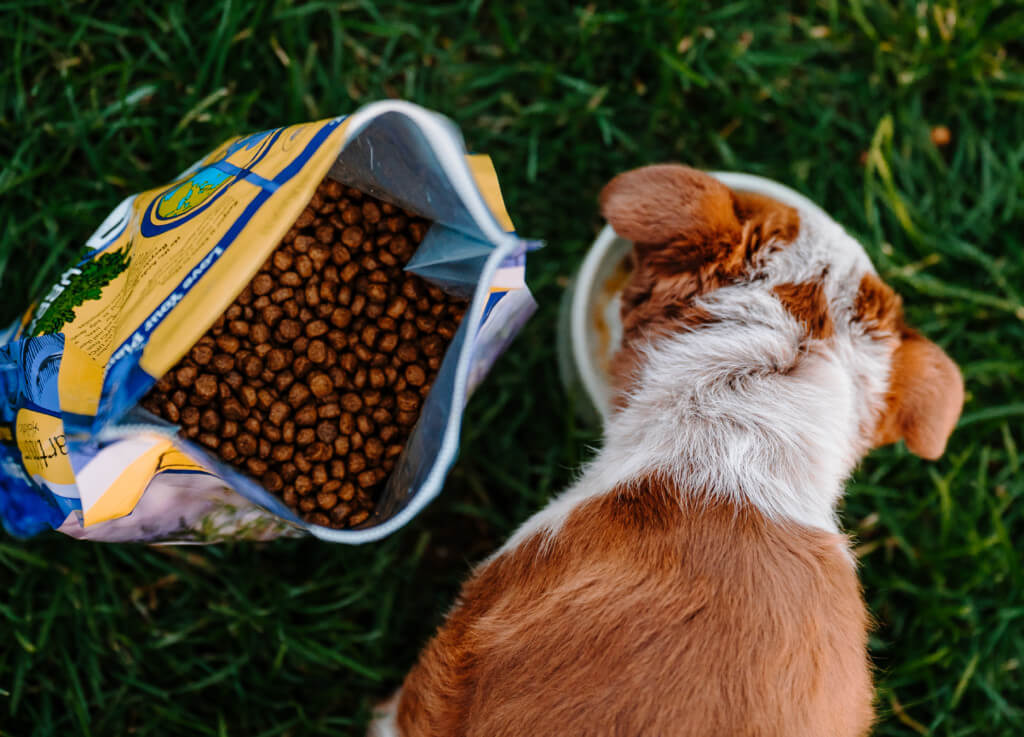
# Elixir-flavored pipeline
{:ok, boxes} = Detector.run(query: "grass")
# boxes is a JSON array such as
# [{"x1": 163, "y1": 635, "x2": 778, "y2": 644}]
[{"x1": 1, "y1": 0, "x2": 1022, "y2": 734}]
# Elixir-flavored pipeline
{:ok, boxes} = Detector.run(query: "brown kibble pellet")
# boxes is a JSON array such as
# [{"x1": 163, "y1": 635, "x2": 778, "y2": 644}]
[
  {"x1": 287, "y1": 383, "x2": 311, "y2": 407},
  {"x1": 239, "y1": 385, "x2": 258, "y2": 408},
  {"x1": 307, "y1": 442, "x2": 331, "y2": 463},
  {"x1": 215, "y1": 334, "x2": 240, "y2": 354},
  {"x1": 307, "y1": 340, "x2": 327, "y2": 363},
  {"x1": 228, "y1": 320, "x2": 249, "y2": 337},
  {"x1": 333, "y1": 437, "x2": 350, "y2": 458},
  {"x1": 273, "y1": 251, "x2": 294, "y2": 271},
  {"x1": 278, "y1": 319, "x2": 302, "y2": 340},
  {"x1": 309, "y1": 373, "x2": 333, "y2": 398},
  {"x1": 190, "y1": 344, "x2": 214, "y2": 366},
  {"x1": 405, "y1": 364, "x2": 426, "y2": 387},
  {"x1": 361, "y1": 324, "x2": 378, "y2": 348},
  {"x1": 306, "y1": 320, "x2": 328, "y2": 338},
  {"x1": 175, "y1": 365, "x2": 198, "y2": 387},
  {"x1": 193, "y1": 374, "x2": 218, "y2": 402},
  {"x1": 252, "y1": 273, "x2": 274, "y2": 295},
  {"x1": 365, "y1": 437, "x2": 384, "y2": 460},
  {"x1": 338, "y1": 482, "x2": 356, "y2": 502},
  {"x1": 241, "y1": 354, "x2": 263, "y2": 378},
  {"x1": 396, "y1": 343, "x2": 418, "y2": 363},
  {"x1": 268, "y1": 401, "x2": 290, "y2": 426},
  {"x1": 262, "y1": 471, "x2": 284, "y2": 493},
  {"x1": 347, "y1": 453, "x2": 366, "y2": 475},
  {"x1": 246, "y1": 457, "x2": 269, "y2": 476},
  {"x1": 341, "y1": 393, "x2": 363, "y2": 413},
  {"x1": 257, "y1": 388, "x2": 275, "y2": 410},
  {"x1": 222, "y1": 398, "x2": 247, "y2": 421},
  {"x1": 250, "y1": 323, "x2": 271, "y2": 345},
  {"x1": 200, "y1": 409, "x2": 220, "y2": 432},
  {"x1": 272, "y1": 444, "x2": 294, "y2": 462},
  {"x1": 181, "y1": 406, "x2": 200, "y2": 426},
  {"x1": 295, "y1": 404, "x2": 318, "y2": 426},
  {"x1": 236, "y1": 433, "x2": 258, "y2": 456},
  {"x1": 361, "y1": 410, "x2": 379, "y2": 431},
  {"x1": 386, "y1": 297, "x2": 408, "y2": 318},
  {"x1": 317, "y1": 490, "x2": 338, "y2": 510},
  {"x1": 317, "y1": 421, "x2": 339, "y2": 444},
  {"x1": 319, "y1": 402, "x2": 341, "y2": 419},
  {"x1": 369, "y1": 368, "x2": 387, "y2": 388},
  {"x1": 265, "y1": 349, "x2": 287, "y2": 372},
  {"x1": 261, "y1": 304, "x2": 284, "y2": 326},
  {"x1": 396, "y1": 390, "x2": 420, "y2": 413},
  {"x1": 293, "y1": 453, "x2": 312, "y2": 473},
  {"x1": 295, "y1": 476, "x2": 313, "y2": 496},
  {"x1": 421, "y1": 334, "x2": 444, "y2": 357},
  {"x1": 211, "y1": 353, "x2": 234, "y2": 374},
  {"x1": 293, "y1": 355, "x2": 312, "y2": 379}
]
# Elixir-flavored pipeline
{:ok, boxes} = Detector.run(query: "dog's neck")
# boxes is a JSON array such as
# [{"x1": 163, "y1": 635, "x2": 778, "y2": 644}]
[
  {"x1": 597, "y1": 316, "x2": 864, "y2": 535},
  {"x1": 501, "y1": 286, "x2": 887, "y2": 557}
]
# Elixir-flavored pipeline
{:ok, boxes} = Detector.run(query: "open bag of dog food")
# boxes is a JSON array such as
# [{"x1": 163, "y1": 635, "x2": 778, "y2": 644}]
[{"x1": 0, "y1": 101, "x2": 536, "y2": 544}]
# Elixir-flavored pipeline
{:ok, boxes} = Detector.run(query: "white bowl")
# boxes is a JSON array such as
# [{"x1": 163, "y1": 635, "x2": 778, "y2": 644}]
[{"x1": 557, "y1": 171, "x2": 829, "y2": 424}]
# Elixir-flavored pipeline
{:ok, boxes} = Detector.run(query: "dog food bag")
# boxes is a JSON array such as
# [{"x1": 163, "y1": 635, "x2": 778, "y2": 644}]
[{"x1": 0, "y1": 101, "x2": 536, "y2": 544}]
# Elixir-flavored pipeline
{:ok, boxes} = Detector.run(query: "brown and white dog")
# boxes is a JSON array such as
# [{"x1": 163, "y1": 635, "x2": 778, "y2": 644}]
[{"x1": 371, "y1": 165, "x2": 964, "y2": 737}]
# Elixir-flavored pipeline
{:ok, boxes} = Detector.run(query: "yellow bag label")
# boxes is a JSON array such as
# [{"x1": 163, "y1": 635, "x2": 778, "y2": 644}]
[{"x1": 14, "y1": 408, "x2": 74, "y2": 486}]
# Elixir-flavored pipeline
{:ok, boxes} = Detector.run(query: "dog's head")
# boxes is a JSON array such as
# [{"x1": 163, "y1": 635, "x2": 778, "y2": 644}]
[{"x1": 600, "y1": 164, "x2": 963, "y2": 460}]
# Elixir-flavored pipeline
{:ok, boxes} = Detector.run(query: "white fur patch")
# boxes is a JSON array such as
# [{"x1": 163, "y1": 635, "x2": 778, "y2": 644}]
[
  {"x1": 366, "y1": 689, "x2": 402, "y2": 737},
  {"x1": 500, "y1": 207, "x2": 894, "y2": 554}
]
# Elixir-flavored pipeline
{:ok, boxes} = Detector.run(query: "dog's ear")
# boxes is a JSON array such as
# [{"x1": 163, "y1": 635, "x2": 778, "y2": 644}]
[
  {"x1": 599, "y1": 165, "x2": 742, "y2": 271},
  {"x1": 875, "y1": 331, "x2": 964, "y2": 459}
]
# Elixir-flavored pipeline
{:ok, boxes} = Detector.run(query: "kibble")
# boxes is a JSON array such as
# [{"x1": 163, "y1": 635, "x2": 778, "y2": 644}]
[{"x1": 141, "y1": 179, "x2": 466, "y2": 528}]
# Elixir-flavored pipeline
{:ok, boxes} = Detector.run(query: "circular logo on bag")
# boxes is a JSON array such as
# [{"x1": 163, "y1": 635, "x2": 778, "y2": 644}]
[
  {"x1": 140, "y1": 128, "x2": 280, "y2": 236},
  {"x1": 155, "y1": 166, "x2": 234, "y2": 219}
]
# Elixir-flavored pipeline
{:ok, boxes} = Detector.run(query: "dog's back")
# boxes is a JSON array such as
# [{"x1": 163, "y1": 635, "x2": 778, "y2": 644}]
[{"x1": 397, "y1": 483, "x2": 872, "y2": 737}]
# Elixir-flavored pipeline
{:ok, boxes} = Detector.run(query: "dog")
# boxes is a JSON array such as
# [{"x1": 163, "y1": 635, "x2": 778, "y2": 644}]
[{"x1": 371, "y1": 165, "x2": 964, "y2": 736}]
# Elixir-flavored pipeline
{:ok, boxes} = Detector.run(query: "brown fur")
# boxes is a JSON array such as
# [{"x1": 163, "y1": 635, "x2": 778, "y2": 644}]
[
  {"x1": 854, "y1": 274, "x2": 965, "y2": 458},
  {"x1": 397, "y1": 485, "x2": 874, "y2": 737},
  {"x1": 773, "y1": 279, "x2": 834, "y2": 340},
  {"x1": 854, "y1": 272, "x2": 903, "y2": 333},
  {"x1": 872, "y1": 330, "x2": 964, "y2": 459}
]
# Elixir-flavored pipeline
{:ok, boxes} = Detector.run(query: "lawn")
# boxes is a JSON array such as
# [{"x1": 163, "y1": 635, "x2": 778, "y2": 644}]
[{"x1": 1, "y1": 1, "x2": 1022, "y2": 735}]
